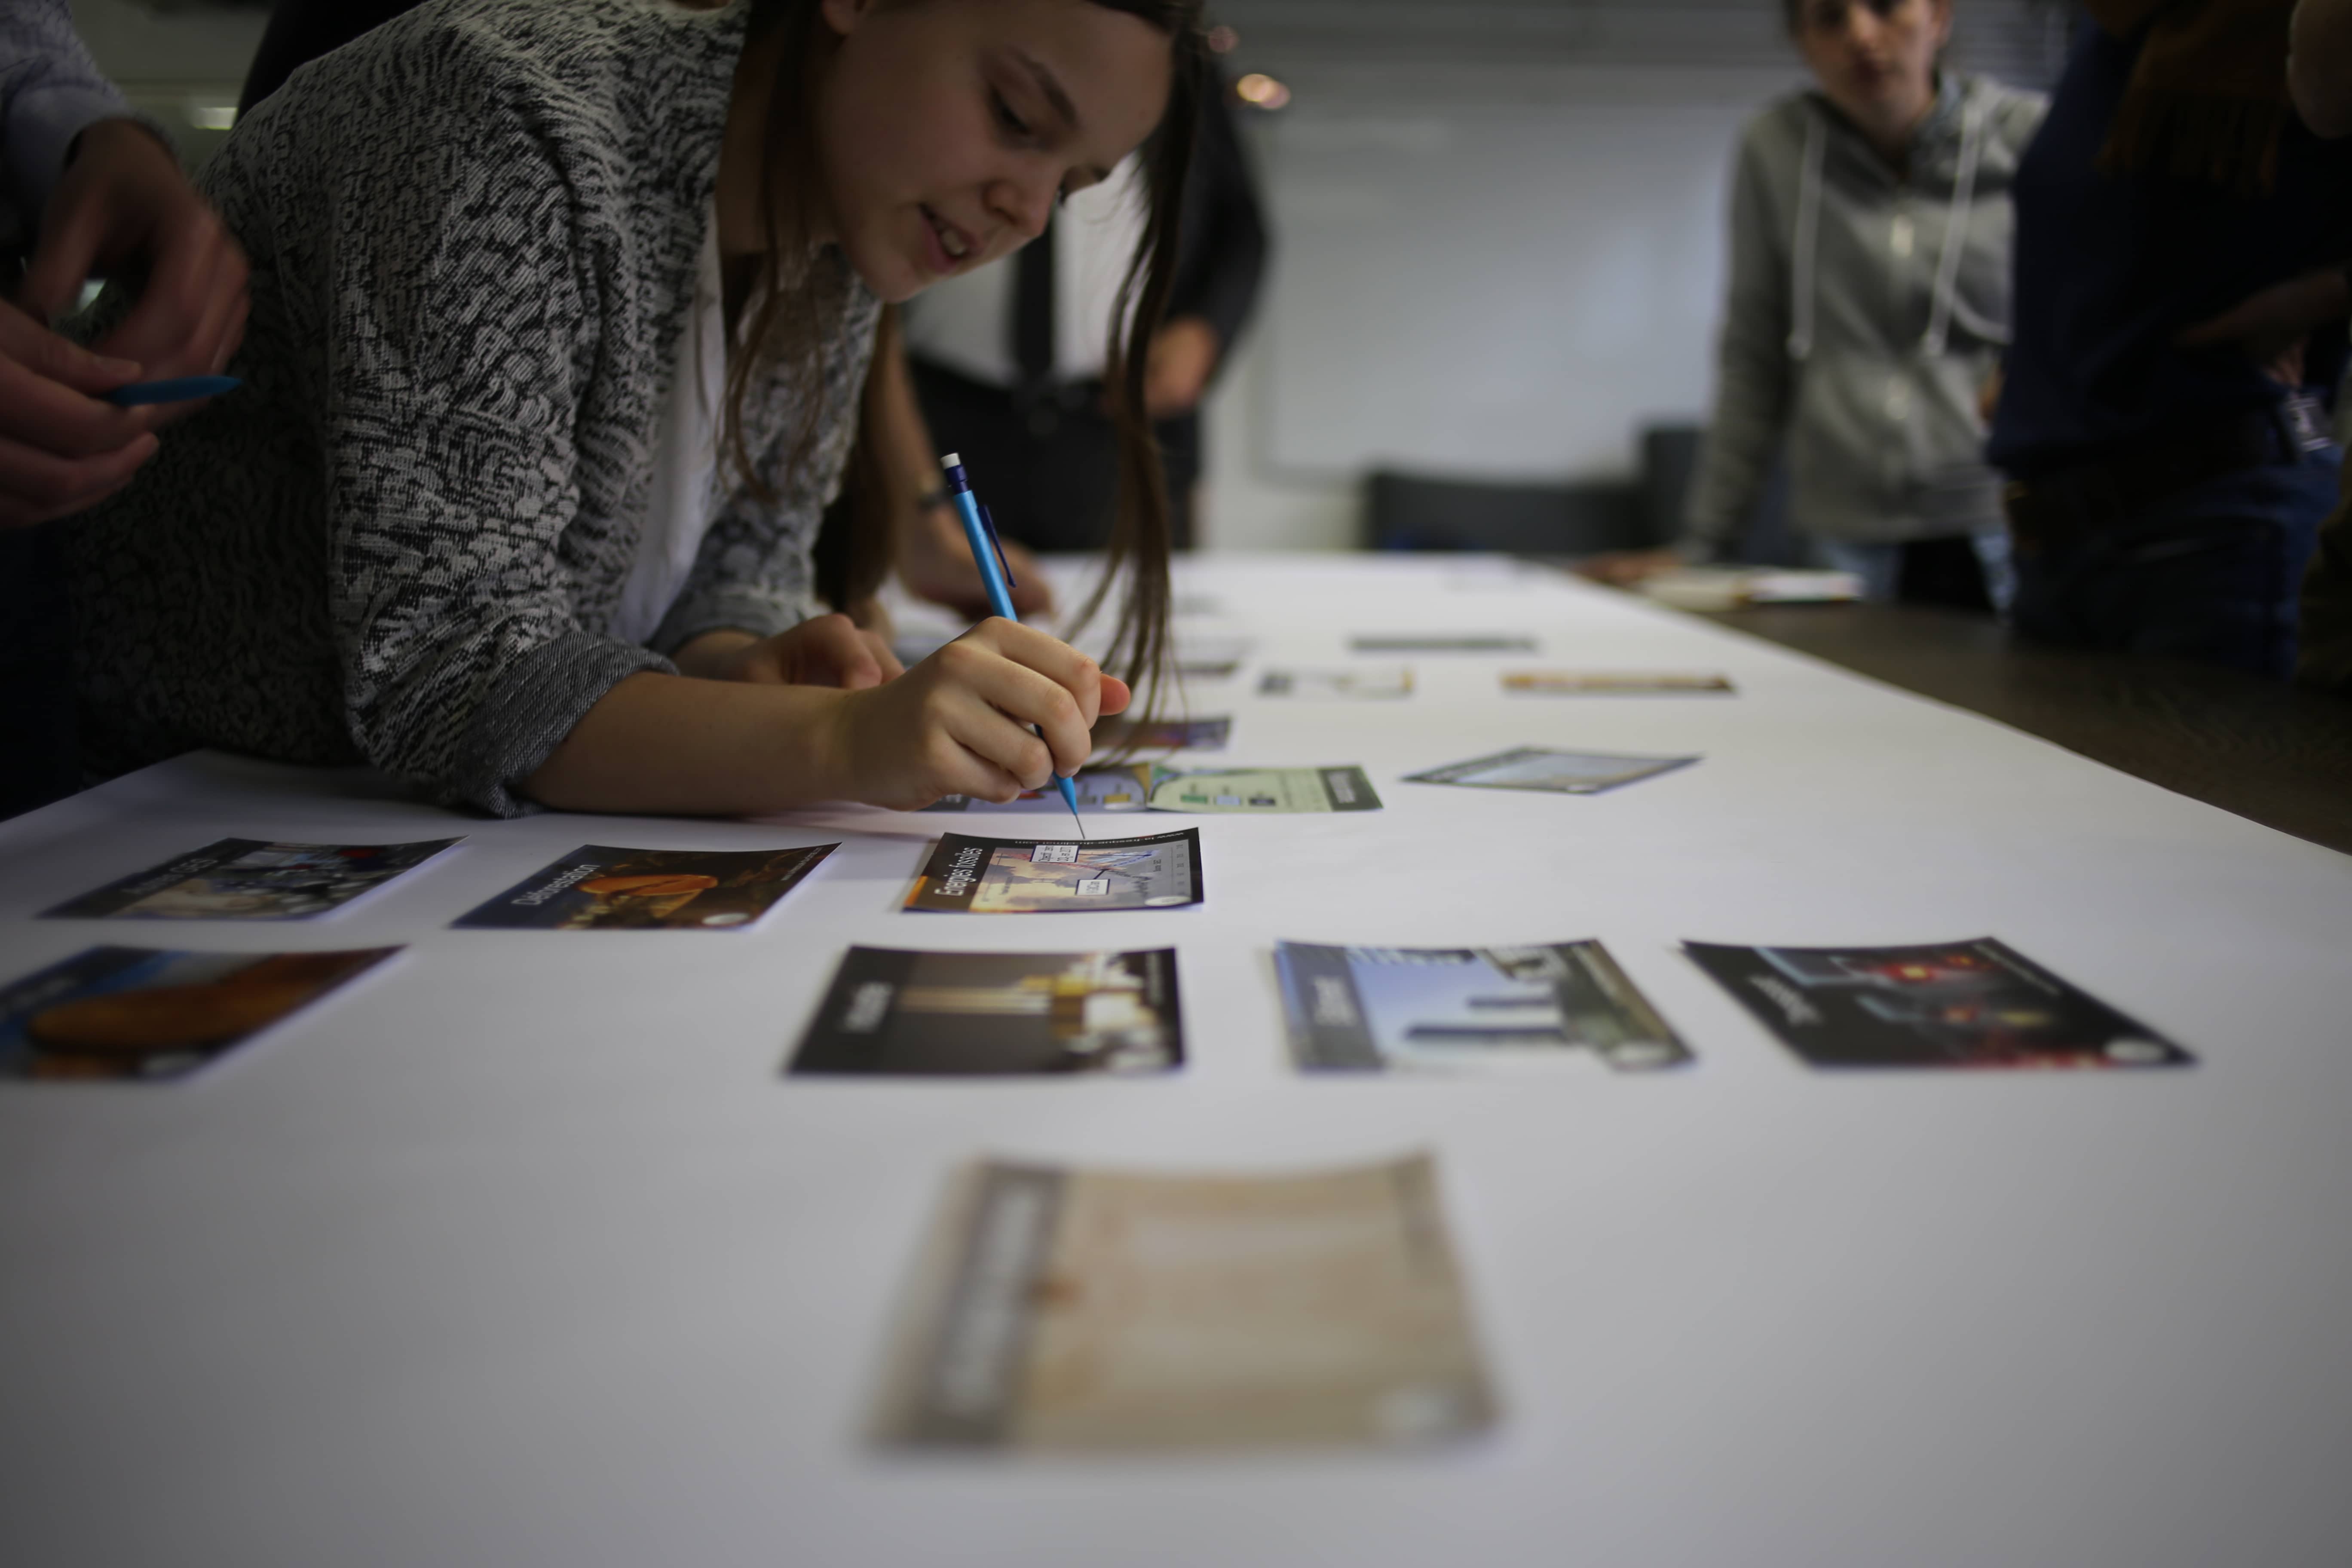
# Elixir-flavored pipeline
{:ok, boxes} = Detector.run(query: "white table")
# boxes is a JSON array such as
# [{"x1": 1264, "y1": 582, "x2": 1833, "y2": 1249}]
[{"x1": 5, "y1": 555, "x2": 2349, "y2": 1568}]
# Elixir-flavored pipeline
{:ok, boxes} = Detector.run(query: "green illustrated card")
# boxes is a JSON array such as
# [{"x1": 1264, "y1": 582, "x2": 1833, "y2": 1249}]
[{"x1": 1147, "y1": 766, "x2": 1381, "y2": 815}]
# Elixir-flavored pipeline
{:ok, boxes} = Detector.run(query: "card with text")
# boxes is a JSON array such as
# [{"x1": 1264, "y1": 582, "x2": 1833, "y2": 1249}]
[
  {"x1": 453, "y1": 844, "x2": 835, "y2": 930},
  {"x1": 44, "y1": 838, "x2": 460, "y2": 921},
  {"x1": 788, "y1": 946, "x2": 1182, "y2": 1075},
  {"x1": 906, "y1": 830, "x2": 1204, "y2": 914}
]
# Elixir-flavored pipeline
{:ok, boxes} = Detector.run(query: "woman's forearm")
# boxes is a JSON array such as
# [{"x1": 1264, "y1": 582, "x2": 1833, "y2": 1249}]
[{"x1": 522, "y1": 671, "x2": 848, "y2": 816}]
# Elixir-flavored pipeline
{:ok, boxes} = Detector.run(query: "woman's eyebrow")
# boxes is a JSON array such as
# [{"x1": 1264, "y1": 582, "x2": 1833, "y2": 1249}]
[{"x1": 1012, "y1": 49, "x2": 1081, "y2": 135}]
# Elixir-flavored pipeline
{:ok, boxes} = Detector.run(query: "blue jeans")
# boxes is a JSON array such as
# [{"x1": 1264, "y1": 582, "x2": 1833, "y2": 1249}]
[
  {"x1": 1814, "y1": 528, "x2": 2017, "y2": 612},
  {"x1": 2009, "y1": 448, "x2": 2339, "y2": 680}
]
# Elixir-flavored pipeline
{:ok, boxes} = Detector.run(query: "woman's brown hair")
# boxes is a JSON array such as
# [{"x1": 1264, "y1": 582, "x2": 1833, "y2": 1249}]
[{"x1": 737, "y1": 0, "x2": 1212, "y2": 727}]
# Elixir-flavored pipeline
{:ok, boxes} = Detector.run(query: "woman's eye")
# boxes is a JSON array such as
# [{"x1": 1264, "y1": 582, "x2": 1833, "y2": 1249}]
[{"x1": 992, "y1": 91, "x2": 1031, "y2": 138}]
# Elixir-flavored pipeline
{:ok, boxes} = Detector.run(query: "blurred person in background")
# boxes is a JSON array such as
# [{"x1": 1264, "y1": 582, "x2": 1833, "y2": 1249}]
[
  {"x1": 2284, "y1": 0, "x2": 2352, "y2": 690},
  {"x1": 1988, "y1": 0, "x2": 2352, "y2": 680},
  {"x1": 1585, "y1": 0, "x2": 2044, "y2": 608},
  {"x1": 1, "y1": 0, "x2": 249, "y2": 818}
]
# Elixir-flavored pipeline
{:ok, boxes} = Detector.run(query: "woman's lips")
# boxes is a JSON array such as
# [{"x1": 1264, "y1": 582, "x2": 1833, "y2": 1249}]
[{"x1": 919, "y1": 205, "x2": 974, "y2": 276}]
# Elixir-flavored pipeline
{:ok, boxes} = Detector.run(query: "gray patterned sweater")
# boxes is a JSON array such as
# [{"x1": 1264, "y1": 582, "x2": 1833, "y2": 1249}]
[{"x1": 67, "y1": 0, "x2": 879, "y2": 816}]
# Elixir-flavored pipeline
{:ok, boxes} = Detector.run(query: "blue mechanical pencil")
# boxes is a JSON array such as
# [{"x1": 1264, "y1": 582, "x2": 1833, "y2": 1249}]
[{"x1": 938, "y1": 453, "x2": 1086, "y2": 838}]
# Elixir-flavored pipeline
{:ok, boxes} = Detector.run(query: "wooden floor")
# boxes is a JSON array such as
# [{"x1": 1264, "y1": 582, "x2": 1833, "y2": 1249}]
[{"x1": 1694, "y1": 599, "x2": 2352, "y2": 857}]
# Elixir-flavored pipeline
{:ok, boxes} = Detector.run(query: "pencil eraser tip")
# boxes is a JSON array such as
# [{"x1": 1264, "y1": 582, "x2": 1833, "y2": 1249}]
[{"x1": 940, "y1": 453, "x2": 960, "y2": 469}]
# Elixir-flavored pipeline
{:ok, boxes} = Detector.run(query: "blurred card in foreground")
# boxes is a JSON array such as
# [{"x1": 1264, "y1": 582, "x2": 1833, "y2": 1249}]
[
  {"x1": 906, "y1": 830, "x2": 1204, "y2": 913},
  {"x1": 1259, "y1": 666, "x2": 1413, "y2": 700},
  {"x1": 1684, "y1": 937, "x2": 2194, "y2": 1069},
  {"x1": 453, "y1": 844, "x2": 834, "y2": 930},
  {"x1": 1277, "y1": 941, "x2": 1688, "y2": 1072},
  {"x1": 1503, "y1": 671, "x2": 1733, "y2": 696},
  {"x1": 788, "y1": 947, "x2": 1181, "y2": 1075},
  {"x1": 874, "y1": 1153, "x2": 1496, "y2": 1451},
  {"x1": 45, "y1": 838, "x2": 460, "y2": 921},
  {"x1": 1148, "y1": 766, "x2": 1380, "y2": 815},
  {"x1": 1403, "y1": 747, "x2": 1698, "y2": 795},
  {"x1": 0, "y1": 946, "x2": 398, "y2": 1081}
]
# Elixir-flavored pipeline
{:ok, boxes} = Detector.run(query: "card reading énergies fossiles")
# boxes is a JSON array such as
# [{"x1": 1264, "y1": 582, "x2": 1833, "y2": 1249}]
[
  {"x1": 1404, "y1": 747, "x2": 1698, "y2": 796},
  {"x1": 453, "y1": 844, "x2": 836, "y2": 931},
  {"x1": 873, "y1": 1153, "x2": 1496, "y2": 1452},
  {"x1": 906, "y1": 830, "x2": 1204, "y2": 913},
  {"x1": 43, "y1": 838, "x2": 460, "y2": 921},
  {"x1": 1684, "y1": 937, "x2": 2193, "y2": 1070},
  {"x1": 0, "y1": 946, "x2": 399, "y2": 1082},
  {"x1": 1277, "y1": 941, "x2": 1689, "y2": 1073},
  {"x1": 788, "y1": 947, "x2": 1182, "y2": 1076}
]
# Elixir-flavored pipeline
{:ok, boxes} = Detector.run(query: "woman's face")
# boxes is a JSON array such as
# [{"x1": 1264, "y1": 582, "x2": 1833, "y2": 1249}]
[
  {"x1": 815, "y1": 0, "x2": 1173, "y2": 304},
  {"x1": 1792, "y1": 0, "x2": 1950, "y2": 143}
]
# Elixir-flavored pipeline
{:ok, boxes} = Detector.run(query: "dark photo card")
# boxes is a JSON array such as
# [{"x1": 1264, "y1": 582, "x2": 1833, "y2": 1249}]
[
  {"x1": 44, "y1": 837, "x2": 461, "y2": 921},
  {"x1": 1277, "y1": 941, "x2": 1690, "y2": 1073},
  {"x1": 0, "y1": 946, "x2": 400, "y2": 1082},
  {"x1": 453, "y1": 844, "x2": 836, "y2": 931},
  {"x1": 788, "y1": 946, "x2": 1183, "y2": 1076},
  {"x1": 906, "y1": 830, "x2": 1205, "y2": 914},
  {"x1": 1684, "y1": 937, "x2": 2195, "y2": 1070},
  {"x1": 1403, "y1": 747, "x2": 1699, "y2": 796}
]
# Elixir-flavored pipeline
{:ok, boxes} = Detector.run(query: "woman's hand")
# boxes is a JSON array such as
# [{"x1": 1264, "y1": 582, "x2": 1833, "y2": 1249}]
[
  {"x1": 897, "y1": 499, "x2": 1054, "y2": 618},
  {"x1": 676, "y1": 614, "x2": 903, "y2": 688},
  {"x1": 825, "y1": 618, "x2": 1130, "y2": 810},
  {"x1": 1576, "y1": 548, "x2": 1684, "y2": 588}
]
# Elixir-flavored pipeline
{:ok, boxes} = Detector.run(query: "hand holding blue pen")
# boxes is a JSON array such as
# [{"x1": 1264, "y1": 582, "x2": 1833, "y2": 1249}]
[{"x1": 939, "y1": 453, "x2": 1087, "y2": 837}]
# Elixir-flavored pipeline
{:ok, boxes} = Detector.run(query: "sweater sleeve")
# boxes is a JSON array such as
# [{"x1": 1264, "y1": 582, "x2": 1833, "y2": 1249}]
[
  {"x1": 0, "y1": 0, "x2": 137, "y2": 234},
  {"x1": 1682, "y1": 127, "x2": 1795, "y2": 561},
  {"x1": 314, "y1": 67, "x2": 668, "y2": 817}
]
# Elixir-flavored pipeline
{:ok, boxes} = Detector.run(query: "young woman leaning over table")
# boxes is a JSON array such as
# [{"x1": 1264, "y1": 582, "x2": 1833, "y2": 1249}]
[
  {"x1": 1584, "y1": 0, "x2": 2046, "y2": 610},
  {"x1": 64, "y1": 0, "x2": 1205, "y2": 818}
]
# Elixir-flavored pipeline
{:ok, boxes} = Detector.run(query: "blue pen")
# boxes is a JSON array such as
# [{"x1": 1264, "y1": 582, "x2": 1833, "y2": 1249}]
[
  {"x1": 105, "y1": 375, "x2": 240, "y2": 407},
  {"x1": 939, "y1": 452, "x2": 1085, "y2": 838}
]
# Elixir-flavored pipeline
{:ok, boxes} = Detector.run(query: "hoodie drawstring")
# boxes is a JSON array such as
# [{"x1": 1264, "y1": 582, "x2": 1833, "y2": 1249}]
[
  {"x1": 1787, "y1": 105, "x2": 1827, "y2": 363},
  {"x1": 1922, "y1": 93, "x2": 1985, "y2": 358}
]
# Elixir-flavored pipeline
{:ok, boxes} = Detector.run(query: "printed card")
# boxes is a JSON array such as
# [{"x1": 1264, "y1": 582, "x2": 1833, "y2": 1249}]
[
  {"x1": 43, "y1": 838, "x2": 460, "y2": 921},
  {"x1": 0, "y1": 946, "x2": 399, "y2": 1082},
  {"x1": 1503, "y1": 671, "x2": 1734, "y2": 695},
  {"x1": 1147, "y1": 766, "x2": 1381, "y2": 815},
  {"x1": 925, "y1": 764, "x2": 1160, "y2": 815},
  {"x1": 906, "y1": 830, "x2": 1204, "y2": 914},
  {"x1": 1683, "y1": 937, "x2": 2195, "y2": 1069},
  {"x1": 1259, "y1": 667, "x2": 1415, "y2": 700},
  {"x1": 787, "y1": 946, "x2": 1182, "y2": 1075},
  {"x1": 1351, "y1": 634, "x2": 1535, "y2": 653},
  {"x1": 1091, "y1": 716, "x2": 1232, "y2": 753},
  {"x1": 873, "y1": 1154, "x2": 1496, "y2": 1451},
  {"x1": 453, "y1": 844, "x2": 836, "y2": 931},
  {"x1": 1276, "y1": 941, "x2": 1688, "y2": 1072},
  {"x1": 1403, "y1": 747, "x2": 1698, "y2": 796}
]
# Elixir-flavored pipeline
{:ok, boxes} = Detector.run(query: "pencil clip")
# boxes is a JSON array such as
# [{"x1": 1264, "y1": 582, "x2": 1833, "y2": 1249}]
[{"x1": 979, "y1": 504, "x2": 1017, "y2": 590}]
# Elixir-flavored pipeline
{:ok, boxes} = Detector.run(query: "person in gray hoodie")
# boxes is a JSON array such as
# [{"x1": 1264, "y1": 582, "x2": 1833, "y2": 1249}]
[{"x1": 1589, "y1": 0, "x2": 2045, "y2": 607}]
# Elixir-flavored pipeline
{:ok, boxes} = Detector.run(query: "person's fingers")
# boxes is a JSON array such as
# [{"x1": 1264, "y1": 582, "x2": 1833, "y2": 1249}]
[
  {"x1": 786, "y1": 613, "x2": 884, "y2": 689},
  {"x1": 1095, "y1": 673, "x2": 1133, "y2": 717},
  {"x1": 960, "y1": 618, "x2": 1107, "y2": 726},
  {"x1": 0, "y1": 348, "x2": 157, "y2": 458},
  {"x1": 931, "y1": 633, "x2": 1094, "y2": 778},
  {"x1": 18, "y1": 184, "x2": 121, "y2": 324},
  {"x1": 0, "y1": 302, "x2": 142, "y2": 394},
  {"x1": 861, "y1": 629, "x2": 906, "y2": 683},
  {"x1": 936, "y1": 687, "x2": 1060, "y2": 793},
  {"x1": 101, "y1": 205, "x2": 243, "y2": 376},
  {"x1": 0, "y1": 428, "x2": 157, "y2": 527}
]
